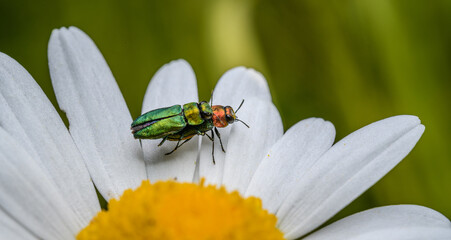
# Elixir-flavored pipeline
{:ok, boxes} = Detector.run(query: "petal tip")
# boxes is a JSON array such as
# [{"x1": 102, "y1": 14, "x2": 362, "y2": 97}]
[
  {"x1": 52, "y1": 26, "x2": 70, "y2": 35},
  {"x1": 49, "y1": 27, "x2": 72, "y2": 46},
  {"x1": 151, "y1": 60, "x2": 195, "y2": 86},
  {"x1": 325, "y1": 120, "x2": 336, "y2": 134},
  {"x1": 161, "y1": 59, "x2": 194, "y2": 74},
  {"x1": 415, "y1": 124, "x2": 426, "y2": 137},
  {"x1": 394, "y1": 115, "x2": 421, "y2": 125},
  {"x1": 48, "y1": 29, "x2": 62, "y2": 47},
  {"x1": 222, "y1": 66, "x2": 247, "y2": 77},
  {"x1": 246, "y1": 67, "x2": 264, "y2": 78},
  {"x1": 68, "y1": 26, "x2": 82, "y2": 32},
  {"x1": 172, "y1": 59, "x2": 193, "y2": 71}
]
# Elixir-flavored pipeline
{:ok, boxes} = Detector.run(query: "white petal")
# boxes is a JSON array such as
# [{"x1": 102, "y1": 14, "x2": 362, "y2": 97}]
[
  {"x1": 141, "y1": 60, "x2": 198, "y2": 113},
  {"x1": 0, "y1": 52, "x2": 99, "y2": 224},
  {"x1": 304, "y1": 205, "x2": 451, "y2": 240},
  {"x1": 278, "y1": 115, "x2": 425, "y2": 239},
  {"x1": 48, "y1": 27, "x2": 146, "y2": 200},
  {"x1": 199, "y1": 67, "x2": 272, "y2": 185},
  {"x1": 140, "y1": 59, "x2": 199, "y2": 182},
  {"x1": 221, "y1": 98, "x2": 283, "y2": 194},
  {"x1": 350, "y1": 228, "x2": 451, "y2": 240},
  {"x1": 246, "y1": 118, "x2": 335, "y2": 213},
  {"x1": 0, "y1": 209, "x2": 37, "y2": 240},
  {"x1": 0, "y1": 128, "x2": 80, "y2": 239},
  {"x1": 211, "y1": 67, "x2": 272, "y2": 104}
]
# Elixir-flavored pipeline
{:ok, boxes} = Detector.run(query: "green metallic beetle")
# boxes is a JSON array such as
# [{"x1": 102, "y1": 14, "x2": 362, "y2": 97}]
[{"x1": 131, "y1": 100, "x2": 249, "y2": 164}]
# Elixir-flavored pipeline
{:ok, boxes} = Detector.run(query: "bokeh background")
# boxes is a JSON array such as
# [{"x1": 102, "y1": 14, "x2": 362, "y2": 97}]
[{"x1": 1, "y1": 0, "x2": 450, "y2": 224}]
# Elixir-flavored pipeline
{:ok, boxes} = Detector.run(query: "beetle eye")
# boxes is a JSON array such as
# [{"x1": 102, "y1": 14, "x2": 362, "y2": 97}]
[{"x1": 225, "y1": 114, "x2": 234, "y2": 124}]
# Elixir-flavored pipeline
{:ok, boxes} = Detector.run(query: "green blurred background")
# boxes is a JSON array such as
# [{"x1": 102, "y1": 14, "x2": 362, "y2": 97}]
[{"x1": 1, "y1": 0, "x2": 450, "y2": 222}]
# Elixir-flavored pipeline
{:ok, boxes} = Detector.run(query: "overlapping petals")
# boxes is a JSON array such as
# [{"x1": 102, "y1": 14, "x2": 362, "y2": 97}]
[
  {"x1": 277, "y1": 116, "x2": 424, "y2": 238},
  {"x1": 0, "y1": 50, "x2": 100, "y2": 239},
  {"x1": 246, "y1": 118, "x2": 335, "y2": 213},
  {"x1": 48, "y1": 27, "x2": 146, "y2": 200},
  {"x1": 0, "y1": 26, "x2": 448, "y2": 240}
]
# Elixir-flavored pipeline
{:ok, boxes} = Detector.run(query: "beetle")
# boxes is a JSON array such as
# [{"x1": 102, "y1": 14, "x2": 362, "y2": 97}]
[{"x1": 131, "y1": 99, "x2": 249, "y2": 164}]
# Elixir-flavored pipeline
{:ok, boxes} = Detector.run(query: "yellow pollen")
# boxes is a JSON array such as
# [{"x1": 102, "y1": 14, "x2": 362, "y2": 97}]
[{"x1": 77, "y1": 179, "x2": 284, "y2": 240}]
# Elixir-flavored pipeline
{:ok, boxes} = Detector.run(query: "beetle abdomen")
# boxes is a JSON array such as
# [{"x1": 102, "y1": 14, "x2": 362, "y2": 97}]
[
  {"x1": 133, "y1": 115, "x2": 186, "y2": 139},
  {"x1": 131, "y1": 104, "x2": 185, "y2": 139},
  {"x1": 132, "y1": 105, "x2": 182, "y2": 127}
]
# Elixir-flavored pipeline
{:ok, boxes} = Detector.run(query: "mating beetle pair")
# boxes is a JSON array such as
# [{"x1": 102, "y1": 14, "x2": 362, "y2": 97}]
[{"x1": 131, "y1": 99, "x2": 249, "y2": 164}]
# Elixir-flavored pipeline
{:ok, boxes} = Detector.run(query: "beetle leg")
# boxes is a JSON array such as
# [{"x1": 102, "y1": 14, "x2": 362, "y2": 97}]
[
  {"x1": 214, "y1": 127, "x2": 226, "y2": 153},
  {"x1": 165, "y1": 137, "x2": 193, "y2": 155},
  {"x1": 176, "y1": 137, "x2": 193, "y2": 149},
  {"x1": 204, "y1": 132, "x2": 214, "y2": 141},
  {"x1": 211, "y1": 129, "x2": 215, "y2": 165},
  {"x1": 158, "y1": 136, "x2": 168, "y2": 147},
  {"x1": 165, "y1": 139, "x2": 182, "y2": 155}
]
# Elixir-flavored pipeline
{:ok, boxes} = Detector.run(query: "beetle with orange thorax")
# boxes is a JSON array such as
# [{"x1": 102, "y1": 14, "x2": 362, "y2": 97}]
[
  {"x1": 131, "y1": 99, "x2": 249, "y2": 164},
  {"x1": 212, "y1": 105, "x2": 237, "y2": 128}
]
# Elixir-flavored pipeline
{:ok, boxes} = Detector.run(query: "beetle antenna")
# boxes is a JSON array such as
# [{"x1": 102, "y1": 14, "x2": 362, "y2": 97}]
[
  {"x1": 235, "y1": 118, "x2": 250, "y2": 128},
  {"x1": 235, "y1": 99, "x2": 245, "y2": 113}
]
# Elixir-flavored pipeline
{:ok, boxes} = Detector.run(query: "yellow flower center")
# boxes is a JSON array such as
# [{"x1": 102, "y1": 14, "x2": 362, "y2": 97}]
[{"x1": 77, "y1": 179, "x2": 284, "y2": 240}]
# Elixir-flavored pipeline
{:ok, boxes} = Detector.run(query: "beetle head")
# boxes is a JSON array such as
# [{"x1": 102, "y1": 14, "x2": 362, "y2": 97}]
[{"x1": 224, "y1": 106, "x2": 236, "y2": 124}]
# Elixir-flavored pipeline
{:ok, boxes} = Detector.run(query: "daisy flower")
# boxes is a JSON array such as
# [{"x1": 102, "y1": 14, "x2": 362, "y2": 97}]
[{"x1": 0, "y1": 26, "x2": 450, "y2": 239}]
